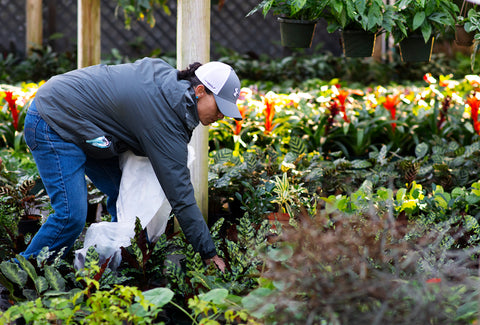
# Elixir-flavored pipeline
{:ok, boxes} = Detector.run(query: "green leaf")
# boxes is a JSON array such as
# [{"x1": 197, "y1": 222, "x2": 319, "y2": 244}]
[
  {"x1": 199, "y1": 288, "x2": 228, "y2": 305},
  {"x1": 242, "y1": 288, "x2": 275, "y2": 319},
  {"x1": 291, "y1": 0, "x2": 307, "y2": 16},
  {"x1": 22, "y1": 289, "x2": 37, "y2": 301},
  {"x1": 142, "y1": 287, "x2": 174, "y2": 307},
  {"x1": 16, "y1": 255, "x2": 37, "y2": 281},
  {"x1": 421, "y1": 21, "x2": 432, "y2": 42},
  {"x1": 415, "y1": 142, "x2": 428, "y2": 159},
  {"x1": 289, "y1": 137, "x2": 307, "y2": 156},
  {"x1": 44, "y1": 265, "x2": 66, "y2": 292},
  {"x1": 34, "y1": 276, "x2": 49, "y2": 294},
  {"x1": 0, "y1": 261, "x2": 27, "y2": 287},
  {"x1": 413, "y1": 11, "x2": 426, "y2": 30}
]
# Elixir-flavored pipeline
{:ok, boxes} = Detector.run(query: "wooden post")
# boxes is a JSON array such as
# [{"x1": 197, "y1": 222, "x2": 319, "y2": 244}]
[
  {"x1": 177, "y1": 0, "x2": 211, "y2": 221},
  {"x1": 77, "y1": 0, "x2": 101, "y2": 68},
  {"x1": 26, "y1": 0, "x2": 43, "y2": 55}
]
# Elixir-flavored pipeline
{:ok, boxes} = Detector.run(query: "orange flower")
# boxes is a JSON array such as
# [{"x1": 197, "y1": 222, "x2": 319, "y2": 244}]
[
  {"x1": 263, "y1": 96, "x2": 276, "y2": 135},
  {"x1": 3, "y1": 91, "x2": 19, "y2": 131},
  {"x1": 467, "y1": 93, "x2": 480, "y2": 135},
  {"x1": 233, "y1": 103, "x2": 247, "y2": 135},
  {"x1": 383, "y1": 94, "x2": 400, "y2": 132},
  {"x1": 426, "y1": 278, "x2": 441, "y2": 284}
]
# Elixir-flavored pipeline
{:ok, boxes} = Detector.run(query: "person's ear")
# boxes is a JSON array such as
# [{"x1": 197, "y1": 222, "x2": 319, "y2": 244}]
[{"x1": 195, "y1": 84, "x2": 206, "y2": 98}]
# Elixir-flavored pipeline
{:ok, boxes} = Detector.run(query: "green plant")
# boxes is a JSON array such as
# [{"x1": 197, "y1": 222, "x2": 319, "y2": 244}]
[
  {"x1": 460, "y1": 8, "x2": 480, "y2": 71},
  {"x1": 391, "y1": 0, "x2": 459, "y2": 43},
  {"x1": 115, "y1": 0, "x2": 171, "y2": 29},
  {"x1": 0, "y1": 248, "x2": 72, "y2": 303},
  {"x1": 247, "y1": 0, "x2": 328, "y2": 21},
  {"x1": 324, "y1": 0, "x2": 394, "y2": 34},
  {"x1": 118, "y1": 217, "x2": 168, "y2": 290},
  {"x1": 0, "y1": 259, "x2": 172, "y2": 324}
]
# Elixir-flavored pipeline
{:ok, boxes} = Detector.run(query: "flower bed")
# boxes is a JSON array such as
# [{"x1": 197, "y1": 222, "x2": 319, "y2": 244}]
[{"x1": 1, "y1": 75, "x2": 480, "y2": 324}]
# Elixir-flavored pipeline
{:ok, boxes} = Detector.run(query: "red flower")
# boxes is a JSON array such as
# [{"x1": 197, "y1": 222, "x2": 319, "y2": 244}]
[
  {"x1": 383, "y1": 94, "x2": 400, "y2": 132},
  {"x1": 325, "y1": 100, "x2": 340, "y2": 135},
  {"x1": 334, "y1": 89, "x2": 350, "y2": 123},
  {"x1": 3, "y1": 91, "x2": 19, "y2": 131},
  {"x1": 263, "y1": 96, "x2": 276, "y2": 135},
  {"x1": 467, "y1": 93, "x2": 480, "y2": 135},
  {"x1": 423, "y1": 73, "x2": 436, "y2": 84},
  {"x1": 426, "y1": 278, "x2": 441, "y2": 284}
]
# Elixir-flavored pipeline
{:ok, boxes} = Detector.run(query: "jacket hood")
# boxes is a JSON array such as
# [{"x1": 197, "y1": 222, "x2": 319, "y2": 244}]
[{"x1": 154, "y1": 65, "x2": 199, "y2": 132}]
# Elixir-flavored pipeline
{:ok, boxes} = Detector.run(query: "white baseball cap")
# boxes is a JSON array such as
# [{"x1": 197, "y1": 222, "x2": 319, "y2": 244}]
[{"x1": 195, "y1": 61, "x2": 242, "y2": 121}]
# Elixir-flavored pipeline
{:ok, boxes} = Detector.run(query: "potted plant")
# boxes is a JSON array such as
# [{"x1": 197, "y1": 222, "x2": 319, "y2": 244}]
[
  {"x1": 455, "y1": 1, "x2": 478, "y2": 46},
  {"x1": 459, "y1": 6, "x2": 480, "y2": 71},
  {"x1": 324, "y1": 0, "x2": 397, "y2": 57},
  {"x1": 247, "y1": 0, "x2": 329, "y2": 48},
  {"x1": 390, "y1": 0, "x2": 459, "y2": 62}
]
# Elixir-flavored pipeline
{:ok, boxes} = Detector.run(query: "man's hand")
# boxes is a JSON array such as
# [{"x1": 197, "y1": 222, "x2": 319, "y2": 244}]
[{"x1": 205, "y1": 254, "x2": 225, "y2": 272}]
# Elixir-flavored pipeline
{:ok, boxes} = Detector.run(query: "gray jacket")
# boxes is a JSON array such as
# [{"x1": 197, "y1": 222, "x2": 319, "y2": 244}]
[{"x1": 34, "y1": 58, "x2": 217, "y2": 259}]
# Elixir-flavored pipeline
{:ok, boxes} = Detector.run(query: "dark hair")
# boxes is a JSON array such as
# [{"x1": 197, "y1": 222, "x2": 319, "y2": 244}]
[{"x1": 178, "y1": 62, "x2": 212, "y2": 94}]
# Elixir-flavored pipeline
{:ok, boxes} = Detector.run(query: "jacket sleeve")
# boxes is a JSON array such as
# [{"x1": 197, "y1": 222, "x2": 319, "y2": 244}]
[{"x1": 140, "y1": 123, "x2": 217, "y2": 259}]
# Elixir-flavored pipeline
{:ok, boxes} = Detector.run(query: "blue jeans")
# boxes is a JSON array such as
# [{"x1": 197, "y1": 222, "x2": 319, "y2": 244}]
[{"x1": 20, "y1": 100, "x2": 122, "y2": 259}]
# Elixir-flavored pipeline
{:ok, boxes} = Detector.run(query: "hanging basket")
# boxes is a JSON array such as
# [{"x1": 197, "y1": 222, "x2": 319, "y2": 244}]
[
  {"x1": 277, "y1": 17, "x2": 317, "y2": 48},
  {"x1": 455, "y1": 24, "x2": 474, "y2": 46},
  {"x1": 399, "y1": 35, "x2": 435, "y2": 63},
  {"x1": 341, "y1": 29, "x2": 376, "y2": 57}
]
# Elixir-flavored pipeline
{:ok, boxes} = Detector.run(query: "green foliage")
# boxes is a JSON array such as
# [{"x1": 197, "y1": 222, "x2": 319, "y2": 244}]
[
  {"x1": 0, "y1": 247, "x2": 73, "y2": 303},
  {"x1": 0, "y1": 46, "x2": 76, "y2": 84},
  {"x1": 0, "y1": 268, "x2": 172, "y2": 324},
  {"x1": 115, "y1": 0, "x2": 171, "y2": 29},
  {"x1": 247, "y1": 0, "x2": 329, "y2": 21},
  {"x1": 392, "y1": 0, "x2": 459, "y2": 43},
  {"x1": 325, "y1": 0, "x2": 389, "y2": 33},
  {"x1": 119, "y1": 217, "x2": 168, "y2": 289}
]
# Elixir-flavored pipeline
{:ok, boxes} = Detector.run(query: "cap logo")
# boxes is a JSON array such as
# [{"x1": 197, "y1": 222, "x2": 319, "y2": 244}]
[
  {"x1": 233, "y1": 88, "x2": 239, "y2": 98},
  {"x1": 205, "y1": 80, "x2": 216, "y2": 91}
]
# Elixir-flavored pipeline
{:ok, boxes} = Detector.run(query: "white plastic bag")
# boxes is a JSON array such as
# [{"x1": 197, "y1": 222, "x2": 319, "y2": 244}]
[{"x1": 74, "y1": 146, "x2": 195, "y2": 270}]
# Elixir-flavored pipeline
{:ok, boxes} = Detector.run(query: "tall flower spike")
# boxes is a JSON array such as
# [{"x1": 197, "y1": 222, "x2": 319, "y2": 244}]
[
  {"x1": 334, "y1": 89, "x2": 350, "y2": 123},
  {"x1": 383, "y1": 94, "x2": 400, "y2": 132},
  {"x1": 3, "y1": 91, "x2": 19, "y2": 131},
  {"x1": 263, "y1": 94, "x2": 276, "y2": 135},
  {"x1": 233, "y1": 103, "x2": 247, "y2": 136},
  {"x1": 467, "y1": 93, "x2": 480, "y2": 135}
]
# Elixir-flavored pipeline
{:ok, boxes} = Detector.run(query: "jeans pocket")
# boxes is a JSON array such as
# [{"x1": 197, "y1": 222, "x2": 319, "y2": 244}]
[{"x1": 24, "y1": 112, "x2": 41, "y2": 151}]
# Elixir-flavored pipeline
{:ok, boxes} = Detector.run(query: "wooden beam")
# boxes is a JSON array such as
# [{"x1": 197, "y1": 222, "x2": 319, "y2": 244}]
[
  {"x1": 177, "y1": 0, "x2": 211, "y2": 220},
  {"x1": 77, "y1": 0, "x2": 101, "y2": 68},
  {"x1": 26, "y1": 0, "x2": 43, "y2": 55}
]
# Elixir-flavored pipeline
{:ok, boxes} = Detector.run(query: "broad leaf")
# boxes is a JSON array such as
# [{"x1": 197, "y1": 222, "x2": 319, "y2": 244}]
[
  {"x1": 17, "y1": 255, "x2": 38, "y2": 281},
  {"x1": 199, "y1": 288, "x2": 228, "y2": 305},
  {"x1": 142, "y1": 287, "x2": 174, "y2": 307},
  {"x1": 44, "y1": 265, "x2": 66, "y2": 292},
  {"x1": 415, "y1": 142, "x2": 428, "y2": 159},
  {"x1": 413, "y1": 11, "x2": 426, "y2": 30},
  {"x1": 34, "y1": 276, "x2": 49, "y2": 294},
  {"x1": 0, "y1": 261, "x2": 27, "y2": 286}
]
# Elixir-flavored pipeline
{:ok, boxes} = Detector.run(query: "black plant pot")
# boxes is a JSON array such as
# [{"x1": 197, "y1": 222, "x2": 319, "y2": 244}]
[
  {"x1": 18, "y1": 214, "x2": 42, "y2": 236},
  {"x1": 399, "y1": 35, "x2": 435, "y2": 62},
  {"x1": 341, "y1": 29, "x2": 376, "y2": 57},
  {"x1": 277, "y1": 17, "x2": 317, "y2": 48}
]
